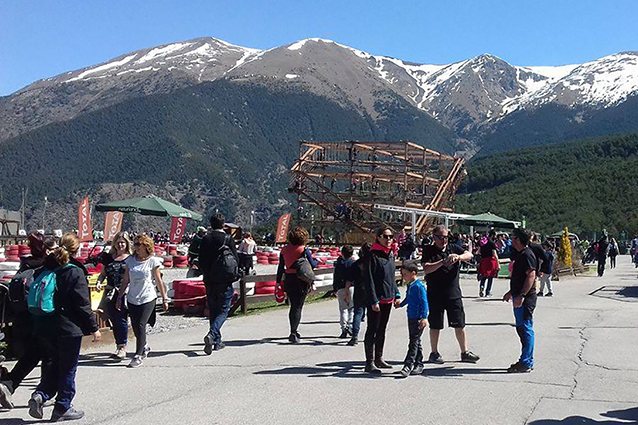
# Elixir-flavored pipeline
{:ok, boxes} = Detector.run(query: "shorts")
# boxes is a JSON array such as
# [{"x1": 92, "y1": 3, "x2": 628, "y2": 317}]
[{"x1": 427, "y1": 297, "x2": 465, "y2": 330}]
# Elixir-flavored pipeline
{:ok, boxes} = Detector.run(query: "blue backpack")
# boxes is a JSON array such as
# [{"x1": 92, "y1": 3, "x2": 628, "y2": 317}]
[{"x1": 27, "y1": 264, "x2": 75, "y2": 315}]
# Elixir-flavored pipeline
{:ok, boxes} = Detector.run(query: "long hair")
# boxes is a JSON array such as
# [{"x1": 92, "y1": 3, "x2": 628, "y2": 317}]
[{"x1": 109, "y1": 232, "x2": 133, "y2": 256}]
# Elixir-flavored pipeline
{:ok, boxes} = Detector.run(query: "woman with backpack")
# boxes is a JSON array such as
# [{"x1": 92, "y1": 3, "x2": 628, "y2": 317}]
[
  {"x1": 275, "y1": 227, "x2": 318, "y2": 343},
  {"x1": 362, "y1": 227, "x2": 401, "y2": 374},
  {"x1": 116, "y1": 234, "x2": 169, "y2": 368},
  {"x1": 609, "y1": 237, "x2": 619, "y2": 269},
  {"x1": 0, "y1": 234, "x2": 56, "y2": 410},
  {"x1": 96, "y1": 231, "x2": 132, "y2": 360},
  {"x1": 28, "y1": 233, "x2": 100, "y2": 422}
]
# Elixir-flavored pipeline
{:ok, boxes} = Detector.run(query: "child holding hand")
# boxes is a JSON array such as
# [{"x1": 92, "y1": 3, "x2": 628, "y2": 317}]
[{"x1": 397, "y1": 261, "x2": 429, "y2": 378}]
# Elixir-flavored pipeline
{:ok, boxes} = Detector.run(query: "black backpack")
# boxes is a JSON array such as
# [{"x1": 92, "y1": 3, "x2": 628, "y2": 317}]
[
  {"x1": 211, "y1": 234, "x2": 239, "y2": 284},
  {"x1": 8, "y1": 268, "x2": 38, "y2": 313}
]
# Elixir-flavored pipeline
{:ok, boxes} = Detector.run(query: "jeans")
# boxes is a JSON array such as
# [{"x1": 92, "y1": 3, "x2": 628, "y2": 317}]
[
  {"x1": 35, "y1": 336, "x2": 82, "y2": 413},
  {"x1": 336, "y1": 287, "x2": 354, "y2": 331},
  {"x1": 352, "y1": 306, "x2": 366, "y2": 338},
  {"x1": 364, "y1": 303, "x2": 392, "y2": 362},
  {"x1": 479, "y1": 277, "x2": 493, "y2": 295},
  {"x1": 539, "y1": 274, "x2": 553, "y2": 294},
  {"x1": 105, "y1": 296, "x2": 128, "y2": 346},
  {"x1": 206, "y1": 284, "x2": 235, "y2": 345},
  {"x1": 404, "y1": 319, "x2": 424, "y2": 368},
  {"x1": 513, "y1": 305, "x2": 535, "y2": 368},
  {"x1": 128, "y1": 301, "x2": 156, "y2": 356},
  {"x1": 284, "y1": 276, "x2": 308, "y2": 335}
]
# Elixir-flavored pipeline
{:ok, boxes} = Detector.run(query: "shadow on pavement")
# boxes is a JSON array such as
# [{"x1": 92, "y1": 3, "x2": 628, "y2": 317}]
[
  {"x1": 528, "y1": 406, "x2": 638, "y2": 424},
  {"x1": 424, "y1": 366, "x2": 508, "y2": 377},
  {"x1": 188, "y1": 335, "x2": 344, "y2": 348},
  {"x1": 254, "y1": 360, "x2": 400, "y2": 379},
  {"x1": 466, "y1": 322, "x2": 515, "y2": 327}
]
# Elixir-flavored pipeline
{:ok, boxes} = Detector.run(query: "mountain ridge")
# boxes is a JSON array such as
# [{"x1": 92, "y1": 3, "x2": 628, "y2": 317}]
[{"x1": 3, "y1": 36, "x2": 637, "y2": 149}]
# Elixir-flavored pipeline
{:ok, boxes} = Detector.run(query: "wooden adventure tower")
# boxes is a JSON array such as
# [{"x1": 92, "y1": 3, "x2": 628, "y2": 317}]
[{"x1": 289, "y1": 140, "x2": 466, "y2": 239}]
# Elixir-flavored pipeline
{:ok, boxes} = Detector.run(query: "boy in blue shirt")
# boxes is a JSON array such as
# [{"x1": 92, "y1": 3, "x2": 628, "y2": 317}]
[{"x1": 397, "y1": 261, "x2": 429, "y2": 378}]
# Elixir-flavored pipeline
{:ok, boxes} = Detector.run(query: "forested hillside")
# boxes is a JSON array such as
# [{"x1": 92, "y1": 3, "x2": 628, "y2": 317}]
[
  {"x1": 457, "y1": 133, "x2": 638, "y2": 237},
  {"x1": 0, "y1": 79, "x2": 458, "y2": 227}
]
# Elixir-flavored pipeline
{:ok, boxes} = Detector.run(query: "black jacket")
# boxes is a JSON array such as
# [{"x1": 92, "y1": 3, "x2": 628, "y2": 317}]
[
  {"x1": 363, "y1": 248, "x2": 400, "y2": 307},
  {"x1": 34, "y1": 256, "x2": 98, "y2": 338},
  {"x1": 199, "y1": 230, "x2": 239, "y2": 284}
]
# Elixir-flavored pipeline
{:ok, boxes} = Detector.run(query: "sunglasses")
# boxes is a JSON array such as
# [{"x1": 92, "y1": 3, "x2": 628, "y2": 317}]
[
  {"x1": 380, "y1": 234, "x2": 394, "y2": 239},
  {"x1": 433, "y1": 234, "x2": 449, "y2": 240}
]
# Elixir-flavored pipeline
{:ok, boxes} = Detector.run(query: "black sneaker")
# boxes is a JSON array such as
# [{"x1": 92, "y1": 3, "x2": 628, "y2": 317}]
[
  {"x1": 288, "y1": 333, "x2": 300, "y2": 344},
  {"x1": 399, "y1": 366, "x2": 412, "y2": 378},
  {"x1": 461, "y1": 351, "x2": 480, "y2": 363},
  {"x1": 204, "y1": 334, "x2": 214, "y2": 355},
  {"x1": 365, "y1": 362, "x2": 381, "y2": 374},
  {"x1": 213, "y1": 342, "x2": 225, "y2": 351},
  {"x1": 347, "y1": 337, "x2": 358, "y2": 346},
  {"x1": 538, "y1": 292, "x2": 544, "y2": 297},
  {"x1": 411, "y1": 365, "x2": 424, "y2": 375},
  {"x1": 51, "y1": 406, "x2": 85, "y2": 422},
  {"x1": 28, "y1": 393, "x2": 44, "y2": 419},
  {"x1": 479, "y1": 290, "x2": 484, "y2": 298},
  {"x1": 374, "y1": 359, "x2": 393, "y2": 369},
  {"x1": 507, "y1": 362, "x2": 532, "y2": 373},
  {"x1": 339, "y1": 329, "x2": 349, "y2": 339},
  {"x1": 428, "y1": 352, "x2": 444, "y2": 364},
  {"x1": 546, "y1": 292, "x2": 553, "y2": 297}
]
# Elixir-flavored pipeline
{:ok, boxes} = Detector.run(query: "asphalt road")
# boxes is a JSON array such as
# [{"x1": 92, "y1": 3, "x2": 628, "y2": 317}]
[{"x1": 1, "y1": 256, "x2": 637, "y2": 424}]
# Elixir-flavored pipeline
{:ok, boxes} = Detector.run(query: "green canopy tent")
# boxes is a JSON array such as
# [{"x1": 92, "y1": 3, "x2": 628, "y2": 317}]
[
  {"x1": 455, "y1": 212, "x2": 520, "y2": 229},
  {"x1": 95, "y1": 195, "x2": 203, "y2": 221}
]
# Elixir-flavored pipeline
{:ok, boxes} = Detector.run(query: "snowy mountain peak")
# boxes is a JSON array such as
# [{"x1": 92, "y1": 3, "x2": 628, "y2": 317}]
[{"x1": 60, "y1": 37, "x2": 260, "y2": 84}]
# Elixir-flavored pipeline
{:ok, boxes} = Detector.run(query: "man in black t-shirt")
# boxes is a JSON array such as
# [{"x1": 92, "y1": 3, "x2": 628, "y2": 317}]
[
  {"x1": 597, "y1": 233, "x2": 610, "y2": 277},
  {"x1": 421, "y1": 225, "x2": 480, "y2": 364},
  {"x1": 503, "y1": 227, "x2": 537, "y2": 373}
]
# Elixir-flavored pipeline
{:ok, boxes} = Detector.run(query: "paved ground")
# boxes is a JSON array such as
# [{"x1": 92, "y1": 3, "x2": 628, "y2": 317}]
[{"x1": 2, "y1": 257, "x2": 638, "y2": 424}]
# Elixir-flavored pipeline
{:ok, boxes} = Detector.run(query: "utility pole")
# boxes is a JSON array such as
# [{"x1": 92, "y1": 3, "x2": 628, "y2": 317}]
[{"x1": 42, "y1": 196, "x2": 48, "y2": 232}]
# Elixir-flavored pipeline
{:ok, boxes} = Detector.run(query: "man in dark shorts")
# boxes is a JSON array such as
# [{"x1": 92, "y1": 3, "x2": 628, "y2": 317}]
[
  {"x1": 421, "y1": 225, "x2": 480, "y2": 364},
  {"x1": 503, "y1": 227, "x2": 537, "y2": 373}
]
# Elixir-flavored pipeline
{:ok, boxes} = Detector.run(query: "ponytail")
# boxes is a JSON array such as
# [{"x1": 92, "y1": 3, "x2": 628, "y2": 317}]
[{"x1": 54, "y1": 233, "x2": 80, "y2": 266}]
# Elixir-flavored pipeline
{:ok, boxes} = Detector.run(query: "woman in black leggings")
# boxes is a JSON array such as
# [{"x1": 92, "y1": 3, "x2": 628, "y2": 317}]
[
  {"x1": 363, "y1": 227, "x2": 400, "y2": 374},
  {"x1": 275, "y1": 227, "x2": 318, "y2": 343}
]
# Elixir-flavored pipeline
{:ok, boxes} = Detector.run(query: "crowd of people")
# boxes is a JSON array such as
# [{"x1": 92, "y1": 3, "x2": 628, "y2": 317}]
[{"x1": 0, "y1": 216, "x2": 622, "y2": 420}]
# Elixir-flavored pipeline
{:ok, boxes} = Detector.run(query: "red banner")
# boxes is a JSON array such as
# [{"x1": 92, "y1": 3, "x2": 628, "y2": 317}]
[
  {"x1": 170, "y1": 217, "x2": 187, "y2": 243},
  {"x1": 275, "y1": 213, "x2": 291, "y2": 244},
  {"x1": 78, "y1": 197, "x2": 93, "y2": 241},
  {"x1": 103, "y1": 211, "x2": 123, "y2": 242}
]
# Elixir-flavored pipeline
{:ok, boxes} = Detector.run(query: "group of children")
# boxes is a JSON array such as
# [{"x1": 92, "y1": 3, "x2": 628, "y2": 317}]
[{"x1": 333, "y1": 245, "x2": 428, "y2": 378}]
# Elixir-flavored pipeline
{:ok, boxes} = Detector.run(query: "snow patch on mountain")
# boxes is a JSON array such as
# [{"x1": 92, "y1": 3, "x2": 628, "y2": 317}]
[{"x1": 66, "y1": 54, "x2": 137, "y2": 82}]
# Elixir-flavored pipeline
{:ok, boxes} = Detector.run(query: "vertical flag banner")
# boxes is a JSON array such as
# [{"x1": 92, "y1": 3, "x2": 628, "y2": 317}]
[
  {"x1": 275, "y1": 213, "x2": 291, "y2": 244},
  {"x1": 78, "y1": 197, "x2": 93, "y2": 241},
  {"x1": 170, "y1": 217, "x2": 186, "y2": 243},
  {"x1": 103, "y1": 211, "x2": 124, "y2": 242}
]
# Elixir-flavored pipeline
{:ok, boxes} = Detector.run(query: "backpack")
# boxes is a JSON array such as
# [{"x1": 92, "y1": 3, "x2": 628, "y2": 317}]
[
  {"x1": 27, "y1": 264, "x2": 75, "y2": 316},
  {"x1": 9, "y1": 268, "x2": 38, "y2": 313},
  {"x1": 210, "y1": 234, "x2": 239, "y2": 284}
]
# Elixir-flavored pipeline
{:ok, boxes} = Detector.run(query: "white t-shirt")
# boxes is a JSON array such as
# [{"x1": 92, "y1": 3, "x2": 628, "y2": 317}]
[{"x1": 125, "y1": 255, "x2": 163, "y2": 306}]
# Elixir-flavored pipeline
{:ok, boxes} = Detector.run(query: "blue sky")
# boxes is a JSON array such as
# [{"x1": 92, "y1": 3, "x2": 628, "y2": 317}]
[{"x1": 1, "y1": 0, "x2": 637, "y2": 95}]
